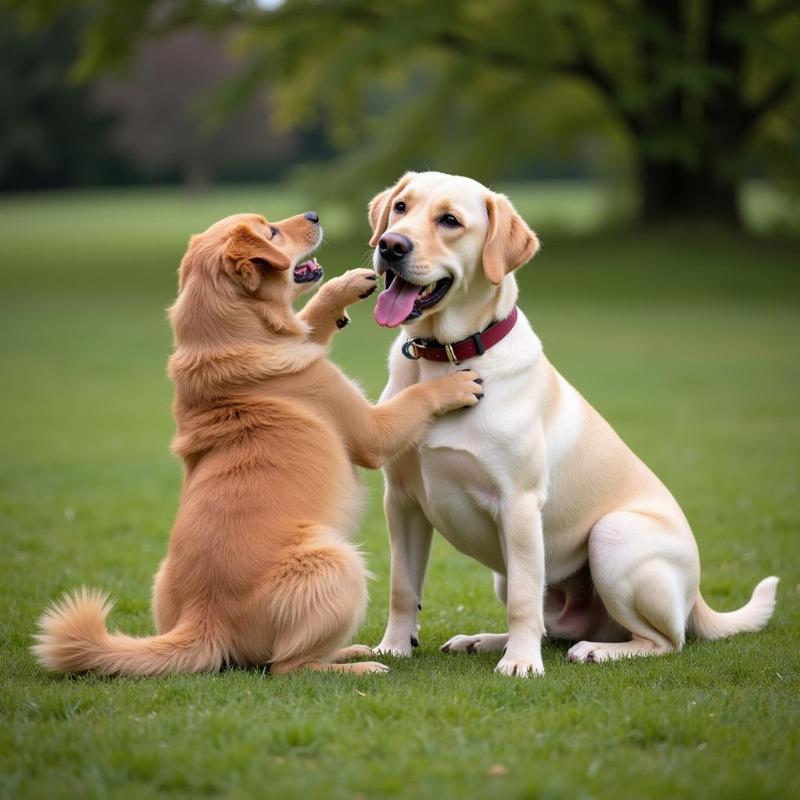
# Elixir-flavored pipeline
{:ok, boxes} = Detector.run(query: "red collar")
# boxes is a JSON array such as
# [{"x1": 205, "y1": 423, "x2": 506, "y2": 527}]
[{"x1": 401, "y1": 306, "x2": 519, "y2": 365}]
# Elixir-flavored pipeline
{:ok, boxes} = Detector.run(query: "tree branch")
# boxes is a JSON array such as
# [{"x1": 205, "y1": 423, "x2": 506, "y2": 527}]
[
  {"x1": 555, "y1": 55, "x2": 643, "y2": 136},
  {"x1": 759, "y1": 0, "x2": 800, "y2": 23},
  {"x1": 744, "y1": 74, "x2": 798, "y2": 130},
  {"x1": 433, "y1": 26, "x2": 644, "y2": 136},
  {"x1": 360, "y1": 7, "x2": 645, "y2": 137},
  {"x1": 558, "y1": 5, "x2": 645, "y2": 136},
  {"x1": 259, "y1": 1, "x2": 643, "y2": 137},
  {"x1": 337, "y1": 6, "x2": 536, "y2": 74}
]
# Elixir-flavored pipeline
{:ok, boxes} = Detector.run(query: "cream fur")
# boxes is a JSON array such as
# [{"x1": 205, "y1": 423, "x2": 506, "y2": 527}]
[{"x1": 369, "y1": 172, "x2": 779, "y2": 676}]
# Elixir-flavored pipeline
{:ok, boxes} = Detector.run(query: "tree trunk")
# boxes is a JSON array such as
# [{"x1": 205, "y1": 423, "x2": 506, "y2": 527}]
[
  {"x1": 639, "y1": 158, "x2": 739, "y2": 224},
  {"x1": 633, "y1": 0, "x2": 744, "y2": 226}
]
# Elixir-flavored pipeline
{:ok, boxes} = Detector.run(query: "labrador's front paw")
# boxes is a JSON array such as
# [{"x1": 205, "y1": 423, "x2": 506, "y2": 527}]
[
  {"x1": 373, "y1": 635, "x2": 415, "y2": 658},
  {"x1": 441, "y1": 632, "x2": 509, "y2": 653},
  {"x1": 494, "y1": 654, "x2": 544, "y2": 678}
]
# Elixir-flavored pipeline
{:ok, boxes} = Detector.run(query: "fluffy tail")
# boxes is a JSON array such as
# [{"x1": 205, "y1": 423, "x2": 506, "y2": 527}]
[
  {"x1": 688, "y1": 576, "x2": 779, "y2": 640},
  {"x1": 32, "y1": 588, "x2": 223, "y2": 676}
]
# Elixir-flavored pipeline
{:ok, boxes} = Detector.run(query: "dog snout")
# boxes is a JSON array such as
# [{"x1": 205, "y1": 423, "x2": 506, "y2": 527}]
[
  {"x1": 304, "y1": 211, "x2": 320, "y2": 224},
  {"x1": 378, "y1": 233, "x2": 413, "y2": 263}
]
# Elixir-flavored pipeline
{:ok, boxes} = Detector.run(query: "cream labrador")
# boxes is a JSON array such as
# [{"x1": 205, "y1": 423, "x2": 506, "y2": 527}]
[{"x1": 368, "y1": 171, "x2": 778, "y2": 677}]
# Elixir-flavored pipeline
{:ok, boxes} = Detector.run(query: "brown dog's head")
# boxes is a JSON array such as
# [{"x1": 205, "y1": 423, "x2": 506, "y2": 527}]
[
  {"x1": 171, "y1": 211, "x2": 323, "y2": 343},
  {"x1": 179, "y1": 211, "x2": 323, "y2": 299},
  {"x1": 367, "y1": 172, "x2": 538, "y2": 329}
]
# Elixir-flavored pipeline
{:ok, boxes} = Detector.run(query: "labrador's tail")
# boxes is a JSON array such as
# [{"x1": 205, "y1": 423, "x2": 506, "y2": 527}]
[
  {"x1": 32, "y1": 588, "x2": 224, "y2": 676},
  {"x1": 688, "y1": 576, "x2": 779, "y2": 640}
]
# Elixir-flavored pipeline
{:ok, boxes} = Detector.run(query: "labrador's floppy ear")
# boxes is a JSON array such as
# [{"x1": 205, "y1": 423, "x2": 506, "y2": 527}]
[
  {"x1": 223, "y1": 223, "x2": 291, "y2": 292},
  {"x1": 482, "y1": 194, "x2": 539, "y2": 286},
  {"x1": 367, "y1": 171, "x2": 416, "y2": 247}
]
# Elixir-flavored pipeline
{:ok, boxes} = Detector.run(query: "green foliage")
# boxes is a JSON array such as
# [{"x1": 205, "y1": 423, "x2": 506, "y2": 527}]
[
  {"x1": 1, "y1": 185, "x2": 799, "y2": 797},
  {"x1": 7, "y1": 0, "x2": 799, "y2": 218}
]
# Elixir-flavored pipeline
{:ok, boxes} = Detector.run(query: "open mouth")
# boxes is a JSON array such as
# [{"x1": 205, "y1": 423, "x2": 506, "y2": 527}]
[
  {"x1": 293, "y1": 258, "x2": 323, "y2": 284},
  {"x1": 374, "y1": 270, "x2": 453, "y2": 328}
]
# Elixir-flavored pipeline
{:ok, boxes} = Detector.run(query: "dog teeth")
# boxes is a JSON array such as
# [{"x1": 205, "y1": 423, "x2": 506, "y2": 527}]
[{"x1": 419, "y1": 282, "x2": 435, "y2": 298}]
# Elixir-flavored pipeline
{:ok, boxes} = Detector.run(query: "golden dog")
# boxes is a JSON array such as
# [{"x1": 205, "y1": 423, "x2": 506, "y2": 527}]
[{"x1": 34, "y1": 210, "x2": 482, "y2": 677}]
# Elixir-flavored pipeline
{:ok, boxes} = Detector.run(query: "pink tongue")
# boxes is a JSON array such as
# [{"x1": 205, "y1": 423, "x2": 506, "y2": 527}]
[{"x1": 374, "y1": 276, "x2": 422, "y2": 328}]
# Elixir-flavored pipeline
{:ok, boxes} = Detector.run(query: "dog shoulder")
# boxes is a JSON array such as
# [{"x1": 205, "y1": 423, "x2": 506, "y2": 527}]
[{"x1": 382, "y1": 333, "x2": 421, "y2": 401}]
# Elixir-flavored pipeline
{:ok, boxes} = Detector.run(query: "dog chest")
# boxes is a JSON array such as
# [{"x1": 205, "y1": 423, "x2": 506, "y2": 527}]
[
  {"x1": 417, "y1": 445, "x2": 507, "y2": 573},
  {"x1": 410, "y1": 361, "x2": 546, "y2": 573}
]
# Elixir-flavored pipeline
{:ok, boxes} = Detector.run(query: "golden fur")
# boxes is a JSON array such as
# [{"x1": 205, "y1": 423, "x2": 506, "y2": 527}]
[{"x1": 33, "y1": 211, "x2": 483, "y2": 677}]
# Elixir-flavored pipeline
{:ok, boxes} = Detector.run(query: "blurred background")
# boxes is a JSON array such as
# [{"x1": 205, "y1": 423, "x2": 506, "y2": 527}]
[
  {"x1": 1, "y1": 0, "x2": 799, "y2": 231},
  {"x1": 1, "y1": 3, "x2": 799, "y2": 797}
]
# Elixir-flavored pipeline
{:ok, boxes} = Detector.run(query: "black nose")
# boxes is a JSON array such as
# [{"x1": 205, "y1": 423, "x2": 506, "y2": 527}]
[
  {"x1": 378, "y1": 232, "x2": 413, "y2": 262},
  {"x1": 304, "y1": 211, "x2": 319, "y2": 224}
]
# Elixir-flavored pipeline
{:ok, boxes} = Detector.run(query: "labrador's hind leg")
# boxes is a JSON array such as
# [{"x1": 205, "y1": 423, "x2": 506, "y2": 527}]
[
  {"x1": 567, "y1": 511, "x2": 693, "y2": 664},
  {"x1": 567, "y1": 634, "x2": 672, "y2": 663},
  {"x1": 440, "y1": 573, "x2": 509, "y2": 654}
]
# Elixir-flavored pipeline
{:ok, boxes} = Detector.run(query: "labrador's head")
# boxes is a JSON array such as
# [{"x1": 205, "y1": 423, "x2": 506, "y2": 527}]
[{"x1": 368, "y1": 172, "x2": 538, "y2": 329}]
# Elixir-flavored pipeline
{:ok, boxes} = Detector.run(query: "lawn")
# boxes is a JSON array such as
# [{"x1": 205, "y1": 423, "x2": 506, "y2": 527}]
[{"x1": 1, "y1": 184, "x2": 798, "y2": 800}]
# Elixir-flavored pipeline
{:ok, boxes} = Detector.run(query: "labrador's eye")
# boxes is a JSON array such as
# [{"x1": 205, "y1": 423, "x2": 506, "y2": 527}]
[
  {"x1": 438, "y1": 213, "x2": 461, "y2": 228},
  {"x1": 269, "y1": 226, "x2": 278, "y2": 239},
  {"x1": 393, "y1": 201, "x2": 406, "y2": 214}
]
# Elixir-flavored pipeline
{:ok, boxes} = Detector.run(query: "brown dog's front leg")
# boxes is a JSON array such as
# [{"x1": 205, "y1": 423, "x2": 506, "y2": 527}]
[
  {"x1": 347, "y1": 371, "x2": 484, "y2": 469},
  {"x1": 298, "y1": 269, "x2": 379, "y2": 346}
]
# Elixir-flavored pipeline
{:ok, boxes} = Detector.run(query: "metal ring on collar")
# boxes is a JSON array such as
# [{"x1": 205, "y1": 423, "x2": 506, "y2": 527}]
[{"x1": 401, "y1": 338, "x2": 422, "y2": 360}]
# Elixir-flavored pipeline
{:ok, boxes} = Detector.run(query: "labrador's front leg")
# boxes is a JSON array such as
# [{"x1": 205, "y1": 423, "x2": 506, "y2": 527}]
[
  {"x1": 374, "y1": 486, "x2": 433, "y2": 658},
  {"x1": 495, "y1": 491, "x2": 546, "y2": 677},
  {"x1": 298, "y1": 269, "x2": 378, "y2": 345}
]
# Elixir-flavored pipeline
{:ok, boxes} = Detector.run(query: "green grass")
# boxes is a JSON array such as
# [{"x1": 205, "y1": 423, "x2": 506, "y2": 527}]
[{"x1": 1, "y1": 185, "x2": 799, "y2": 800}]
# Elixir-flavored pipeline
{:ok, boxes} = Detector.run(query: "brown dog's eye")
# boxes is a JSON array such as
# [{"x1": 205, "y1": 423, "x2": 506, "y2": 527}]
[
  {"x1": 269, "y1": 226, "x2": 278, "y2": 239},
  {"x1": 393, "y1": 201, "x2": 406, "y2": 214},
  {"x1": 438, "y1": 213, "x2": 461, "y2": 228}
]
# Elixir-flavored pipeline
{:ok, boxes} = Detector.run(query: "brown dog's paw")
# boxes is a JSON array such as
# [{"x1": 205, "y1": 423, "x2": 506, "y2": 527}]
[
  {"x1": 335, "y1": 644, "x2": 373, "y2": 660},
  {"x1": 326, "y1": 269, "x2": 379, "y2": 307},
  {"x1": 431, "y1": 369, "x2": 484, "y2": 414},
  {"x1": 349, "y1": 660, "x2": 391, "y2": 675}
]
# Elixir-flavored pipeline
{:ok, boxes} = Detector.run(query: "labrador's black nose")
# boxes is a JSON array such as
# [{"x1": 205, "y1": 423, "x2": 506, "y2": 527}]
[
  {"x1": 304, "y1": 211, "x2": 320, "y2": 224},
  {"x1": 378, "y1": 232, "x2": 413, "y2": 262}
]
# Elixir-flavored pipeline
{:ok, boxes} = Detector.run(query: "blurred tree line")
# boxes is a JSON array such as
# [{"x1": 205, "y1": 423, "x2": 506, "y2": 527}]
[
  {"x1": 0, "y1": 4, "x2": 331, "y2": 190},
  {"x1": 0, "y1": 8, "x2": 127, "y2": 189},
  {"x1": 3, "y1": 0, "x2": 799, "y2": 228}
]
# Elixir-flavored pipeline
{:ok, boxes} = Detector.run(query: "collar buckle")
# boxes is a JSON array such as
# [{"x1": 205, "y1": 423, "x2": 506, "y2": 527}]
[{"x1": 444, "y1": 343, "x2": 460, "y2": 365}]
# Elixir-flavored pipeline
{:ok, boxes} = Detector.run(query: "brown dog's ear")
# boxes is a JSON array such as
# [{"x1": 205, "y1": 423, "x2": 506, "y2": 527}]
[
  {"x1": 482, "y1": 194, "x2": 539, "y2": 285},
  {"x1": 224, "y1": 223, "x2": 291, "y2": 292},
  {"x1": 367, "y1": 171, "x2": 416, "y2": 247}
]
